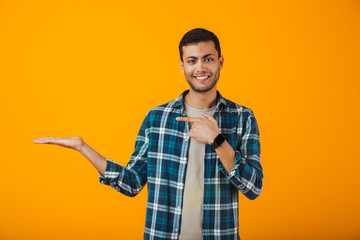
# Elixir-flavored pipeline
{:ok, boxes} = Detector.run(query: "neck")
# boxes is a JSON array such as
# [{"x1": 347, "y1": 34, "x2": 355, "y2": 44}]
[{"x1": 184, "y1": 87, "x2": 218, "y2": 109}]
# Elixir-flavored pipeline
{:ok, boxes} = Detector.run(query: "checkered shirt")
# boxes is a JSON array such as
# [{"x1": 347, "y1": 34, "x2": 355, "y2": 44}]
[{"x1": 99, "y1": 90, "x2": 263, "y2": 240}]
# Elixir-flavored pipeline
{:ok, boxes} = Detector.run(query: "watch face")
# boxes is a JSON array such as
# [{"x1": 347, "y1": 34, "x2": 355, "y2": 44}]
[{"x1": 212, "y1": 134, "x2": 225, "y2": 148}]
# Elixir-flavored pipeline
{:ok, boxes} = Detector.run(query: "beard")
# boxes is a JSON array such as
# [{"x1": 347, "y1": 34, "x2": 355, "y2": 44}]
[{"x1": 185, "y1": 70, "x2": 220, "y2": 93}]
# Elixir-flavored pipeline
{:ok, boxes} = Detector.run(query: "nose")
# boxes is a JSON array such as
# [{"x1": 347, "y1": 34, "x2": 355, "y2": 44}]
[{"x1": 196, "y1": 61, "x2": 207, "y2": 73}]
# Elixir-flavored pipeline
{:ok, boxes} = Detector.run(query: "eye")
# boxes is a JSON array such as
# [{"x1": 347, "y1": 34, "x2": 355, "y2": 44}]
[
  {"x1": 187, "y1": 59, "x2": 196, "y2": 64},
  {"x1": 205, "y1": 58, "x2": 214, "y2": 62}
]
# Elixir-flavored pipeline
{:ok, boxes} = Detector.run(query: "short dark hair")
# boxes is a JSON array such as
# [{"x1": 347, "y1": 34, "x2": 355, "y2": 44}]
[{"x1": 179, "y1": 28, "x2": 221, "y2": 62}]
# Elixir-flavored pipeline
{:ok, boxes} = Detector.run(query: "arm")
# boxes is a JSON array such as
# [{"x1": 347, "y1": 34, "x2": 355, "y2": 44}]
[
  {"x1": 213, "y1": 140, "x2": 235, "y2": 174},
  {"x1": 33, "y1": 136, "x2": 107, "y2": 176},
  {"x1": 33, "y1": 113, "x2": 151, "y2": 197},
  {"x1": 176, "y1": 111, "x2": 263, "y2": 200},
  {"x1": 219, "y1": 110, "x2": 263, "y2": 200},
  {"x1": 98, "y1": 115, "x2": 149, "y2": 197}
]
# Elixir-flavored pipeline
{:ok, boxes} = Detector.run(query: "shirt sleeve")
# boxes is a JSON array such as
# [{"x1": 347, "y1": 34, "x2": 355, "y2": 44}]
[
  {"x1": 98, "y1": 112, "x2": 150, "y2": 197},
  {"x1": 217, "y1": 109, "x2": 263, "y2": 200}
]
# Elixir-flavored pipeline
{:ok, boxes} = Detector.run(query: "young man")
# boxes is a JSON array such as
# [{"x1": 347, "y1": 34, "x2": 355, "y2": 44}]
[{"x1": 34, "y1": 28, "x2": 263, "y2": 240}]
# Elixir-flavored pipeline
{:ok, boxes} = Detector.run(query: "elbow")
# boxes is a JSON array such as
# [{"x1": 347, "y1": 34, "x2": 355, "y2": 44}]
[
  {"x1": 245, "y1": 179, "x2": 263, "y2": 200},
  {"x1": 126, "y1": 184, "x2": 145, "y2": 197},
  {"x1": 247, "y1": 191, "x2": 261, "y2": 200},
  {"x1": 245, "y1": 188, "x2": 262, "y2": 200},
  {"x1": 111, "y1": 183, "x2": 143, "y2": 197},
  {"x1": 238, "y1": 182, "x2": 263, "y2": 200},
  {"x1": 109, "y1": 173, "x2": 145, "y2": 197},
  {"x1": 122, "y1": 190, "x2": 140, "y2": 198},
  {"x1": 115, "y1": 167, "x2": 147, "y2": 197}
]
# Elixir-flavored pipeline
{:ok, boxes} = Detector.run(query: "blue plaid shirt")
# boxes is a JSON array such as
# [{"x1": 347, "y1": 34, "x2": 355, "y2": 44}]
[{"x1": 99, "y1": 90, "x2": 263, "y2": 240}]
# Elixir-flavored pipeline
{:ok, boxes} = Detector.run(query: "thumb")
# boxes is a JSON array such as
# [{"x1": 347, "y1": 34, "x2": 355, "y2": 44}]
[{"x1": 202, "y1": 112, "x2": 216, "y2": 122}]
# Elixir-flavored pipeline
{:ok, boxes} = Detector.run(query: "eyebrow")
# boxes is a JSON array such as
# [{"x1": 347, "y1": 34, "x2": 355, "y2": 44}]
[{"x1": 186, "y1": 53, "x2": 215, "y2": 60}]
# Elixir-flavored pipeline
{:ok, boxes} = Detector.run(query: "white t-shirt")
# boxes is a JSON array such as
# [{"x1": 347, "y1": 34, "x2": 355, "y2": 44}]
[{"x1": 178, "y1": 102, "x2": 216, "y2": 240}]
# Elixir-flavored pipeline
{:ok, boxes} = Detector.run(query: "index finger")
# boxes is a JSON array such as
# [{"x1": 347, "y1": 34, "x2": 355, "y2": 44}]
[{"x1": 176, "y1": 117, "x2": 197, "y2": 123}]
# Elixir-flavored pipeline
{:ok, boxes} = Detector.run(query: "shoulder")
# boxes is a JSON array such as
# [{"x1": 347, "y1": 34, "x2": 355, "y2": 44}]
[
  {"x1": 221, "y1": 97, "x2": 259, "y2": 132},
  {"x1": 143, "y1": 96, "x2": 181, "y2": 123},
  {"x1": 149, "y1": 97, "x2": 180, "y2": 113},
  {"x1": 221, "y1": 96, "x2": 255, "y2": 118}
]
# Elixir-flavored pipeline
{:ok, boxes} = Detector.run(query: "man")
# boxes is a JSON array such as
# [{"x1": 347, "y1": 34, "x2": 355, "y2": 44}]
[{"x1": 34, "y1": 28, "x2": 263, "y2": 240}]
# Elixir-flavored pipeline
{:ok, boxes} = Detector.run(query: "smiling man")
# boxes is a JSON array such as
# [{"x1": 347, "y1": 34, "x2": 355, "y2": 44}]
[{"x1": 34, "y1": 28, "x2": 263, "y2": 240}]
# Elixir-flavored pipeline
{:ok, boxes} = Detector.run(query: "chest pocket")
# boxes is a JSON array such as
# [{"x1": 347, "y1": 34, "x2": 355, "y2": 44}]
[{"x1": 217, "y1": 115, "x2": 242, "y2": 151}]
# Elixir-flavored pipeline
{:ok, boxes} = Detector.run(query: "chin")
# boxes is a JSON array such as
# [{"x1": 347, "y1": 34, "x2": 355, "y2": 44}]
[{"x1": 191, "y1": 85, "x2": 216, "y2": 93}]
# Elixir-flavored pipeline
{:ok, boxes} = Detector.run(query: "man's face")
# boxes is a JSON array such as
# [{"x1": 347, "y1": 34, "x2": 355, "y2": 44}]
[{"x1": 180, "y1": 40, "x2": 224, "y2": 93}]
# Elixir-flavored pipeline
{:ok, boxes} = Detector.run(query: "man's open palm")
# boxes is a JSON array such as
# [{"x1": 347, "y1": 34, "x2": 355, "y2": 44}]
[{"x1": 33, "y1": 136, "x2": 84, "y2": 152}]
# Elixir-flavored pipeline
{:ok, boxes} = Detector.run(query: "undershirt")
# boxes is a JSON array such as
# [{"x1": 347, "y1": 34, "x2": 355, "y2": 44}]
[{"x1": 178, "y1": 102, "x2": 216, "y2": 240}]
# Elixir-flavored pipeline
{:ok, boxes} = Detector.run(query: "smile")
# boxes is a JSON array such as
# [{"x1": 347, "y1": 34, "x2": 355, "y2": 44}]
[{"x1": 193, "y1": 75, "x2": 211, "y2": 80}]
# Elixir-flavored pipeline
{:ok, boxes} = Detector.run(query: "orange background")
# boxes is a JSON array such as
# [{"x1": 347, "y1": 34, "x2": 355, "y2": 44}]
[{"x1": 1, "y1": 0, "x2": 359, "y2": 239}]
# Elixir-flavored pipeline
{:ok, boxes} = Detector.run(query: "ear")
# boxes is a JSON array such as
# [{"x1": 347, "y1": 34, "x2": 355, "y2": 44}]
[
  {"x1": 219, "y1": 55, "x2": 224, "y2": 70},
  {"x1": 179, "y1": 59, "x2": 185, "y2": 74}
]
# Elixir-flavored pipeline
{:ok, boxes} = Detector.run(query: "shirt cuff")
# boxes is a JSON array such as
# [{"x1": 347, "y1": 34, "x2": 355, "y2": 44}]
[
  {"x1": 217, "y1": 150, "x2": 242, "y2": 179},
  {"x1": 98, "y1": 158, "x2": 123, "y2": 185},
  {"x1": 217, "y1": 151, "x2": 247, "y2": 192}
]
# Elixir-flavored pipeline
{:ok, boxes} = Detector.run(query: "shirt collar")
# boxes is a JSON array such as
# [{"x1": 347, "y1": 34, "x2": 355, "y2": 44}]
[{"x1": 173, "y1": 90, "x2": 227, "y2": 111}]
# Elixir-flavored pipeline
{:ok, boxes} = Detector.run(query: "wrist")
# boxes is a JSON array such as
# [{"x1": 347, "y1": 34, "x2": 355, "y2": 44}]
[
  {"x1": 211, "y1": 133, "x2": 226, "y2": 149},
  {"x1": 78, "y1": 141, "x2": 88, "y2": 155},
  {"x1": 208, "y1": 131, "x2": 221, "y2": 145}
]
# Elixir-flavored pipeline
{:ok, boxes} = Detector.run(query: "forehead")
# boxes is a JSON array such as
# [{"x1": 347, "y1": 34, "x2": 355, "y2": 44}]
[{"x1": 182, "y1": 40, "x2": 217, "y2": 58}]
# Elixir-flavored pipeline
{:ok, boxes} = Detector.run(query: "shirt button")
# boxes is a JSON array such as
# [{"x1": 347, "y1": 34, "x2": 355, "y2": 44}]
[{"x1": 175, "y1": 228, "x2": 178, "y2": 232}]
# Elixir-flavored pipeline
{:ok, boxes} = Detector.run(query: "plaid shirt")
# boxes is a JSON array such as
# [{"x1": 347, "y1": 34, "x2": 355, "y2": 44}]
[{"x1": 99, "y1": 90, "x2": 263, "y2": 240}]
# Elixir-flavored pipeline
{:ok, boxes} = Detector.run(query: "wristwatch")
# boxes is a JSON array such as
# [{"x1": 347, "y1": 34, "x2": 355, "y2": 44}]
[{"x1": 211, "y1": 133, "x2": 226, "y2": 149}]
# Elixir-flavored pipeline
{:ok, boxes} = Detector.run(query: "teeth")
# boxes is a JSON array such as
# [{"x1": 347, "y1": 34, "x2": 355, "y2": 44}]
[{"x1": 195, "y1": 76, "x2": 208, "y2": 80}]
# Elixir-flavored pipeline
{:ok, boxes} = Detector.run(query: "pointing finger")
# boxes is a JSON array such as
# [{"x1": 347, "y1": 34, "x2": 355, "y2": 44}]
[{"x1": 176, "y1": 117, "x2": 197, "y2": 123}]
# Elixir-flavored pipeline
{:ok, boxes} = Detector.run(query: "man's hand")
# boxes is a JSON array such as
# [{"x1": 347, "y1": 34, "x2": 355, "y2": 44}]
[
  {"x1": 33, "y1": 136, "x2": 107, "y2": 175},
  {"x1": 33, "y1": 136, "x2": 85, "y2": 153},
  {"x1": 176, "y1": 112, "x2": 220, "y2": 145}
]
